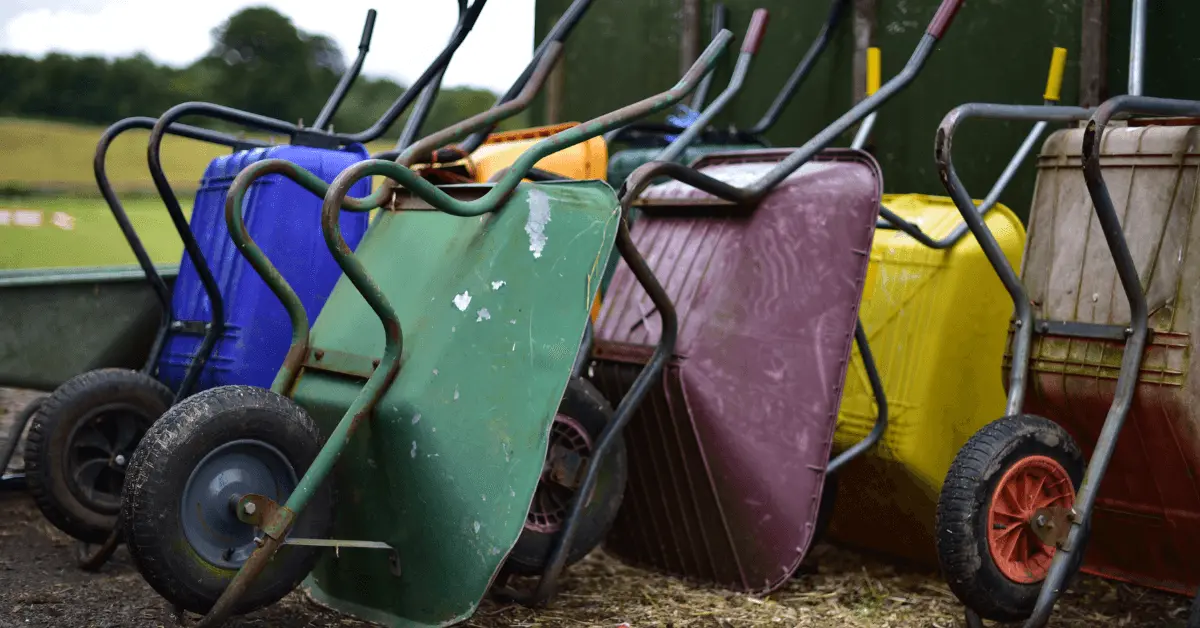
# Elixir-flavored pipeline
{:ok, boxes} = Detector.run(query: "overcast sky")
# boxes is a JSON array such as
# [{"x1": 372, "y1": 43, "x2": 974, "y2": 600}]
[{"x1": 0, "y1": 0, "x2": 537, "y2": 93}]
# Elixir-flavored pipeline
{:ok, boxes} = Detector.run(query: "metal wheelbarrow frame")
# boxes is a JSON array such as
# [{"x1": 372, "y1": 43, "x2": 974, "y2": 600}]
[
  {"x1": 932, "y1": 95, "x2": 1200, "y2": 627},
  {"x1": 116, "y1": 32, "x2": 735, "y2": 627}
]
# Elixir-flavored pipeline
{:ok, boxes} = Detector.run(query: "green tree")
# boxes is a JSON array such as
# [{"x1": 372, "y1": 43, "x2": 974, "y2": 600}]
[{"x1": 205, "y1": 6, "x2": 342, "y2": 124}]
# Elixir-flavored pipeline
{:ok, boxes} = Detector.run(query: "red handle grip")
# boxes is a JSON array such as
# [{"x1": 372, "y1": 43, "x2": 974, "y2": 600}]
[
  {"x1": 741, "y1": 9, "x2": 770, "y2": 54},
  {"x1": 926, "y1": 0, "x2": 964, "y2": 39}
]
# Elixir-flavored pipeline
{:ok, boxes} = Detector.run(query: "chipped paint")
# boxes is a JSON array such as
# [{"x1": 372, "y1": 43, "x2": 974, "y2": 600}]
[
  {"x1": 476, "y1": 308, "x2": 491, "y2": 322},
  {"x1": 491, "y1": 280, "x2": 506, "y2": 290},
  {"x1": 410, "y1": 441, "x2": 417, "y2": 458},
  {"x1": 453, "y1": 387, "x2": 460, "y2": 401},
  {"x1": 473, "y1": 521, "x2": 481, "y2": 534},
  {"x1": 412, "y1": 413, "x2": 421, "y2": 425},
  {"x1": 453, "y1": 291, "x2": 471, "y2": 311},
  {"x1": 524, "y1": 187, "x2": 552, "y2": 258}
]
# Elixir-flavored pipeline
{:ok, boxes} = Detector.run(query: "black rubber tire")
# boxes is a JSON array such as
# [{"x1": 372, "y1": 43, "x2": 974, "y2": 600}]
[
  {"x1": 1187, "y1": 587, "x2": 1200, "y2": 628},
  {"x1": 504, "y1": 377, "x2": 628, "y2": 575},
  {"x1": 936, "y1": 414, "x2": 1088, "y2": 622},
  {"x1": 2, "y1": 395, "x2": 44, "y2": 472},
  {"x1": 25, "y1": 369, "x2": 172, "y2": 543},
  {"x1": 121, "y1": 385, "x2": 333, "y2": 616},
  {"x1": 813, "y1": 472, "x2": 839, "y2": 547}
]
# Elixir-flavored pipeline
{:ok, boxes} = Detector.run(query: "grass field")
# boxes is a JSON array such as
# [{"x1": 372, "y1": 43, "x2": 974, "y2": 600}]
[
  {"x1": 0, "y1": 117, "x2": 396, "y2": 271},
  {"x1": 0, "y1": 117, "x2": 394, "y2": 195},
  {"x1": 0, "y1": 195, "x2": 185, "y2": 269}
]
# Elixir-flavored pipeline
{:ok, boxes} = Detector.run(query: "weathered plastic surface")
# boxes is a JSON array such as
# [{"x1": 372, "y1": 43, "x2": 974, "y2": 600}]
[
  {"x1": 605, "y1": 143, "x2": 762, "y2": 189},
  {"x1": 827, "y1": 193, "x2": 1026, "y2": 565},
  {"x1": 0, "y1": 265, "x2": 178, "y2": 390},
  {"x1": 468, "y1": 122, "x2": 609, "y2": 182},
  {"x1": 1013, "y1": 125, "x2": 1200, "y2": 596},
  {"x1": 590, "y1": 149, "x2": 881, "y2": 593},
  {"x1": 158, "y1": 144, "x2": 371, "y2": 392},
  {"x1": 297, "y1": 181, "x2": 620, "y2": 626}
]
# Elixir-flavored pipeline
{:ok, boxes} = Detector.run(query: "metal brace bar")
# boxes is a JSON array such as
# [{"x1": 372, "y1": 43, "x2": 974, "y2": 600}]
[
  {"x1": 283, "y1": 538, "x2": 401, "y2": 577},
  {"x1": 1029, "y1": 319, "x2": 1134, "y2": 342}
]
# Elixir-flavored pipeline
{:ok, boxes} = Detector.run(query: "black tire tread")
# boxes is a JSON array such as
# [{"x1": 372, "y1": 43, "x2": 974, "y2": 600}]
[
  {"x1": 505, "y1": 377, "x2": 628, "y2": 575},
  {"x1": 122, "y1": 385, "x2": 332, "y2": 616},
  {"x1": 936, "y1": 414, "x2": 1085, "y2": 622},
  {"x1": 25, "y1": 369, "x2": 172, "y2": 543}
]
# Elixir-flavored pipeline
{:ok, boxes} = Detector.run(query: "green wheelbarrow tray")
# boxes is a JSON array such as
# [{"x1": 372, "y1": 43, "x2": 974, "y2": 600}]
[
  {"x1": 0, "y1": 264, "x2": 179, "y2": 391},
  {"x1": 299, "y1": 181, "x2": 620, "y2": 626}
]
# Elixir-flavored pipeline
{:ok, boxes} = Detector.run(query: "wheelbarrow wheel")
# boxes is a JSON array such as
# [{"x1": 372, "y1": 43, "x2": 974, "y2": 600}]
[
  {"x1": 1188, "y1": 586, "x2": 1200, "y2": 628},
  {"x1": 122, "y1": 385, "x2": 332, "y2": 616},
  {"x1": 505, "y1": 377, "x2": 627, "y2": 575},
  {"x1": 935, "y1": 414, "x2": 1087, "y2": 622},
  {"x1": 24, "y1": 369, "x2": 171, "y2": 543},
  {"x1": 813, "y1": 472, "x2": 838, "y2": 547},
  {"x1": 2, "y1": 395, "x2": 45, "y2": 473}
]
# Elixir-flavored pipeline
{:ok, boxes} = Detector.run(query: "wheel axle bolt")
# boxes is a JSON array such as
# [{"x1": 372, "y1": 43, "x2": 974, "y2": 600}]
[
  {"x1": 115, "y1": 455, "x2": 127, "y2": 467},
  {"x1": 243, "y1": 501, "x2": 257, "y2": 516}
]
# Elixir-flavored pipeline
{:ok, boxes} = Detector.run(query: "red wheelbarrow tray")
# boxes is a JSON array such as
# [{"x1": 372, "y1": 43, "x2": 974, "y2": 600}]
[{"x1": 590, "y1": 148, "x2": 882, "y2": 593}]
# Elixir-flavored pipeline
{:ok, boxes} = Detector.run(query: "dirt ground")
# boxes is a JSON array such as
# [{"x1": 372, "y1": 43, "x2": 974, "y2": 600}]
[{"x1": 1, "y1": 387, "x2": 1194, "y2": 628}]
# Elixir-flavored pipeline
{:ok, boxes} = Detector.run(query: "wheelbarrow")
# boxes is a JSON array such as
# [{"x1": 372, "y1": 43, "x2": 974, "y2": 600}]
[
  {"x1": 931, "y1": 93, "x2": 1200, "y2": 628},
  {"x1": 5, "y1": 2, "x2": 488, "y2": 568},
  {"x1": 584, "y1": 0, "x2": 963, "y2": 593},
  {"x1": 116, "y1": 32, "x2": 734, "y2": 627},
  {"x1": 603, "y1": 0, "x2": 851, "y2": 189},
  {"x1": 825, "y1": 47, "x2": 1070, "y2": 565}
]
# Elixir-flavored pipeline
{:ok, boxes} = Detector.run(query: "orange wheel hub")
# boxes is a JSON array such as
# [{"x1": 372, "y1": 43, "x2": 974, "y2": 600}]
[{"x1": 986, "y1": 455, "x2": 1075, "y2": 584}]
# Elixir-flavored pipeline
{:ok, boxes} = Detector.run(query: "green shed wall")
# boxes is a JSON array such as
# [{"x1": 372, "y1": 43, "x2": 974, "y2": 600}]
[{"x1": 532, "y1": 0, "x2": 1197, "y2": 223}]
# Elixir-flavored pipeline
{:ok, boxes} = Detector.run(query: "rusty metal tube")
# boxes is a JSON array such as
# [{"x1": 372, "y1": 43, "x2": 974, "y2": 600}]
[
  {"x1": 932, "y1": 102, "x2": 1093, "y2": 419},
  {"x1": 1020, "y1": 95, "x2": 1191, "y2": 628},
  {"x1": 394, "y1": 41, "x2": 563, "y2": 167}
]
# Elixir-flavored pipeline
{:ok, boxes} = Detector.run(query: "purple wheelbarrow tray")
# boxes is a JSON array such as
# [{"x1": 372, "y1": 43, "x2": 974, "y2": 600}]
[{"x1": 589, "y1": 148, "x2": 882, "y2": 594}]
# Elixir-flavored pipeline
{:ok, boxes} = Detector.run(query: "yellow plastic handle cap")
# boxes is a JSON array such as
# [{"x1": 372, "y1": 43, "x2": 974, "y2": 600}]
[
  {"x1": 1044, "y1": 47, "x2": 1068, "y2": 102},
  {"x1": 866, "y1": 47, "x2": 881, "y2": 96}
]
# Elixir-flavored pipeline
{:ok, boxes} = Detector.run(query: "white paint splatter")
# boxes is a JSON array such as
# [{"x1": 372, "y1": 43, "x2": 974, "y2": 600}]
[
  {"x1": 524, "y1": 188, "x2": 552, "y2": 258},
  {"x1": 432, "y1": 368, "x2": 439, "y2": 376},
  {"x1": 473, "y1": 521, "x2": 481, "y2": 534},
  {"x1": 453, "y1": 291, "x2": 471, "y2": 311},
  {"x1": 509, "y1": 319, "x2": 517, "y2": 325},
  {"x1": 491, "y1": 280, "x2": 506, "y2": 290},
  {"x1": 432, "y1": 427, "x2": 437, "y2": 433},
  {"x1": 410, "y1": 441, "x2": 417, "y2": 458},
  {"x1": 481, "y1": 494, "x2": 487, "y2": 501},
  {"x1": 510, "y1": 488, "x2": 515, "y2": 497},
  {"x1": 512, "y1": 342, "x2": 516, "y2": 351},
  {"x1": 476, "y1": 308, "x2": 491, "y2": 322},
  {"x1": 453, "y1": 386, "x2": 460, "y2": 401},
  {"x1": 412, "y1": 413, "x2": 421, "y2": 425}
]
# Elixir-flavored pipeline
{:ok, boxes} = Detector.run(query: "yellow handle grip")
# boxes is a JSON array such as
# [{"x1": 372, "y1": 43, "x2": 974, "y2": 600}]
[
  {"x1": 1044, "y1": 46, "x2": 1068, "y2": 102},
  {"x1": 866, "y1": 47, "x2": 881, "y2": 96}
]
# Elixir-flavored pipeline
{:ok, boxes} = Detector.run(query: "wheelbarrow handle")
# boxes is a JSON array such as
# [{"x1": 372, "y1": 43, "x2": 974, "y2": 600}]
[
  {"x1": 95, "y1": 116, "x2": 268, "y2": 377},
  {"x1": 222, "y1": 159, "x2": 383, "y2": 396},
  {"x1": 742, "y1": 8, "x2": 770, "y2": 54},
  {"x1": 312, "y1": 8, "x2": 377, "y2": 131},
  {"x1": 878, "y1": 46, "x2": 1072, "y2": 249},
  {"x1": 927, "y1": 0, "x2": 964, "y2": 39},
  {"x1": 394, "y1": 41, "x2": 563, "y2": 168},
  {"x1": 656, "y1": 10, "x2": 769, "y2": 164}
]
